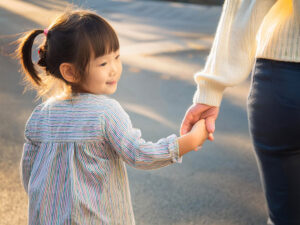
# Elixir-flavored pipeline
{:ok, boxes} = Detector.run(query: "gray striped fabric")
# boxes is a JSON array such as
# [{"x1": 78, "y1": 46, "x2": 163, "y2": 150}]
[{"x1": 20, "y1": 93, "x2": 181, "y2": 225}]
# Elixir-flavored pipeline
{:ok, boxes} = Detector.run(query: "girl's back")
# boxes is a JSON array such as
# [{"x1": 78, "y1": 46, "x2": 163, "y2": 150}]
[{"x1": 22, "y1": 93, "x2": 135, "y2": 225}]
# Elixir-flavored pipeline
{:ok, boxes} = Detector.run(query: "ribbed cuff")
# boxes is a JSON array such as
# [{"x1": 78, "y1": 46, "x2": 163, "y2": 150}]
[
  {"x1": 168, "y1": 134, "x2": 182, "y2": 163},
  {"x1": 193, "y1": 80, "x2": 225, "y2": 107}
]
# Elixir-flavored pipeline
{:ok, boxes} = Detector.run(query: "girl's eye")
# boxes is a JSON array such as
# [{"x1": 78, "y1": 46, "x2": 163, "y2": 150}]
[
  {"x1": 99, "y1": 62, "x2": 107, "y2": 67},
  {"x1": 115, "y1": 55, "x2": 120, "y2": 60}
]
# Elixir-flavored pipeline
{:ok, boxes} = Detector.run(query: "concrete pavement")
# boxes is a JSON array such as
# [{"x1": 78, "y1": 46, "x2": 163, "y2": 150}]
[{"x1": 0, "y1": 0, "x2": 267, "y2": 224}]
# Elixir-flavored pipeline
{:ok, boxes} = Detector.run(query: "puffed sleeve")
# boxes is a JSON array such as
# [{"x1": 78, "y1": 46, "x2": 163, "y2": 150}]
[
  {"x1": 193, "y1": 0, "x2": 276, "y2": 106},
  {"x1": 103, "y1": 98, "x2": 182, "y2": 170},
  {"x1": 20, "y1": 137, "x2": 39, "y2": 194}
]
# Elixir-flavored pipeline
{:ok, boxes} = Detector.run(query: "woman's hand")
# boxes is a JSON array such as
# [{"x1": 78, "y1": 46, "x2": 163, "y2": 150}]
[{"x1": 180, "y1": 103, "x2": 220, "y2": 141}]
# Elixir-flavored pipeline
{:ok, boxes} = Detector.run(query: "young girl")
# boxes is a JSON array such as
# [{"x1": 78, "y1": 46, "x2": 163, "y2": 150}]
[{"x1": 18, "y1": 10, "x2": 208, "y2": 225}]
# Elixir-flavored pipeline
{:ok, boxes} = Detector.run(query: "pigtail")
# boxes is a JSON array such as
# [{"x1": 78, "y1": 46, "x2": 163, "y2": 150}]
[
  {"x1": 17, "y1": 29, "x2": 44, "y2": 86},
  {"x1": 15, "y1": 10, "x2": 121, "y2": 102}
]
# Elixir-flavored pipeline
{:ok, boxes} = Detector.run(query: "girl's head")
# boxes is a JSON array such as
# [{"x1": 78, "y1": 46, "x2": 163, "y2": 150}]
[{"x1": 17, "y1": 9, "x2": 121, "y2": 100}]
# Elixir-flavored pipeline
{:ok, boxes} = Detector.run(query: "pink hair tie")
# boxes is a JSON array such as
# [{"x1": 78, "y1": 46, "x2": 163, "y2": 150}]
[{"x1": 43, "y1": 28, "x2": 48, "y2": 36}]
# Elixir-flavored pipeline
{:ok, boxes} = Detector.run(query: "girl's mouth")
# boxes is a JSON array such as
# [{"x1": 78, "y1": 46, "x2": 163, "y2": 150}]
[{"x1": 106, "y1": 81, "x2": 117, "y2": 85}]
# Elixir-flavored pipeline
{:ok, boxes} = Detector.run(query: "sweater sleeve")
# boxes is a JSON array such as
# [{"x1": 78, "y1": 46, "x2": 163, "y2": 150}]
[
  {"x1": 193, "y1": 0, "x2": 276, "y2": 106},
  {"x1": 103, "y1": 99, "x2": 182, "y2": 170}
]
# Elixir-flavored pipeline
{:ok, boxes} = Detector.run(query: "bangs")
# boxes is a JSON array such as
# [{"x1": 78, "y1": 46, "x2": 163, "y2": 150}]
[
  {"x1": 83, "y1": 14, "x2": 119, "y2": 58},
  {"x1": 73, "y1": 12, "x2": 119, "y2": 76}
]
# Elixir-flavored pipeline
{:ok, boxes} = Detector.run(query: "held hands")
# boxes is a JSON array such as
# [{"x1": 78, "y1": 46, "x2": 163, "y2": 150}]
[
  {"x1": 178, "y1": 103, "x2": 219, "y2": 157},
  {"x1": 189, "y1": 119, "x2": 209, "y2": 149},
  {"x1": 180, "y1": 103, "x2": 220, "y2": 141}
]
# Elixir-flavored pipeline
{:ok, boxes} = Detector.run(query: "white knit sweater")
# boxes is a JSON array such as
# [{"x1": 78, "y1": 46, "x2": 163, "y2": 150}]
[{"x1": 194, "y1": 0, "x2": 300, "y2": 107}]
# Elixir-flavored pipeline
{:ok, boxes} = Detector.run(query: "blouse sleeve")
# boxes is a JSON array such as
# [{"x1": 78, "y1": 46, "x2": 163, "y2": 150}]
[
  {"x1": 193, "y1": 0, "x2": 276, "y2": 106},
  {"x1": 20, "y1": 138, "x2": 39, "y2": 194},
  {"x1": 103, "y1": 99, "x2": 182, "y2": 170}
]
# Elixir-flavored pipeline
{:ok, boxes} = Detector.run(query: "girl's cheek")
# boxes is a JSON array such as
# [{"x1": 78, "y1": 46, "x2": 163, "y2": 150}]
[{"x1": 119, "y1": 62, "x2": 123, "y2": 74}]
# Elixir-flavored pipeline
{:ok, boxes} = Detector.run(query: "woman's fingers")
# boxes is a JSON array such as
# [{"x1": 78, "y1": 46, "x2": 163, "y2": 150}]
[
  {"x1": 208, "y1": 133, "x2": 214, "y2": 141},
  {"x1": 180, "y1": 112, "x2": 193, "y2": 135},
  {"x1": 181, "y1": 104, "x2": 219, "y2": 138},
  {"x1": 180, "y1": 106, "x2": 200, "y2": 135},
  {"x1": 205, "y1": 117, "x2": 216, "y2": 133}
]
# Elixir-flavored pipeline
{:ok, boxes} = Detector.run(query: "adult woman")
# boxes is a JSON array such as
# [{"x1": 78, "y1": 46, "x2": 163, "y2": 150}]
[{"x1": 181, "y1": 0, "x2": 300, "y2": 224}]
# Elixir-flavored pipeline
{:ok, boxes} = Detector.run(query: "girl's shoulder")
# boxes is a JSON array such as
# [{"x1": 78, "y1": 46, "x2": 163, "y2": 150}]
[
  {"x1": 26, "y1": 102, "x2": 47, "y2": 122},
  {"x1": 27, "y1": 94, "x2": 122, "y2": 116},
  {"x1": 24, "y1": 102, "x2": 48, "y2": 140},
  {"x1": 71, "y1": 93, "x2": 124, "y2": 113},
  {"x1": 24, "y1": 94, "x2": 126, "y2": 142},
  {"x1": 26, "y1": 94, "x2": 126, "y2": 126},
  {"x1": 65, "y1": 93, "x2": 120, "y2": 108},
  {"x1": 87, "y1": 95, "x2": 130, "y2": 122}
]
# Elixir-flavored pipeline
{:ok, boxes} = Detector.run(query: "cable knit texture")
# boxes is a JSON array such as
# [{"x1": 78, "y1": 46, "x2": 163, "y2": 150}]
[{"x1": 194, "y1": 0, "x2": 300, "y2": 106}]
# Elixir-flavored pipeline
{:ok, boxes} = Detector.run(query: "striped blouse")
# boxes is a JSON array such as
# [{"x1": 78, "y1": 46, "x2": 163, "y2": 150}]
[{"x1": 20, "y1": 93, "x2": 181, "y2": 225}]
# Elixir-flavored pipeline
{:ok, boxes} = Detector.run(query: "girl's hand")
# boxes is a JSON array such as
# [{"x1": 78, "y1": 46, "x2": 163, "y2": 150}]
[
  {"x1": 190, "y1": 119, "x2": 209, "y2": 148},
  {"x1": 178, "y1": 119, "x2": 210, "y2": 157}
]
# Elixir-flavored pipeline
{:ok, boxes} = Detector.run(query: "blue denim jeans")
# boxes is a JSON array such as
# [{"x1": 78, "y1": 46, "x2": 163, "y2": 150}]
[{"x1": 247, "y1": 58, "x2": 300, "y2": 225}]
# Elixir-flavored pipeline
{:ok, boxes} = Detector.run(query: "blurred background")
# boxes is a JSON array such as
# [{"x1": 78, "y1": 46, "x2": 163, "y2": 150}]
[{"x1": 0, "y1": 0, "x2": 267, "y2": 224}]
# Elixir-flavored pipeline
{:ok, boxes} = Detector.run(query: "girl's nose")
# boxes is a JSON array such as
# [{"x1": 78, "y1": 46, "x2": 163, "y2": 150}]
[{"x1": 110, "y1": 62, "x2": 118, "y2": 76}]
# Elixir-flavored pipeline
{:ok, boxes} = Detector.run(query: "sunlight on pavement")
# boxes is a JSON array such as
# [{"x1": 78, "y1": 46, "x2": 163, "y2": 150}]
[
  {"x1": 223, "y1": 80, "x2": 251, "y2": 109},
  {"x1": 0, "y1": 0, "x2": 70, "y2": 26},
  {"x1": 123, "y1": 102, "x2": 178, "y2": 130}
]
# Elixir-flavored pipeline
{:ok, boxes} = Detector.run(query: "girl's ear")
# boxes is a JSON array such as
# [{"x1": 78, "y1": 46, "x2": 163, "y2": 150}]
[{"x1": 59, "y1": 63, "x2": 77, "y2": 83}]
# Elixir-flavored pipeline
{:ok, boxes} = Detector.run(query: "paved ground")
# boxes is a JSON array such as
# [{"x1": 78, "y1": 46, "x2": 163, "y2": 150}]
[{"x1": 0, "y1": 0, "x2": 267, "y2": 224}]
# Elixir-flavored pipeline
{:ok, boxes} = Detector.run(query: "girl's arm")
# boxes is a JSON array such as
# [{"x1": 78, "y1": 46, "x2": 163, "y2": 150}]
[
  {"x1": 20, "y1": 139, "x2": 39, "y2": 194},
  {"x1": 194, "y1": 0, "x2": 276, "y2": 107},
  {"x1": 104, "y1": 99, "x2": 207, "y2": 170}
]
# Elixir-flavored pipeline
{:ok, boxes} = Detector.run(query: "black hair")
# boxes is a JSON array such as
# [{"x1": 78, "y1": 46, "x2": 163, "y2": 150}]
[{"x1": 16, "y1": 9, "x2": 119, "y2": 100}]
